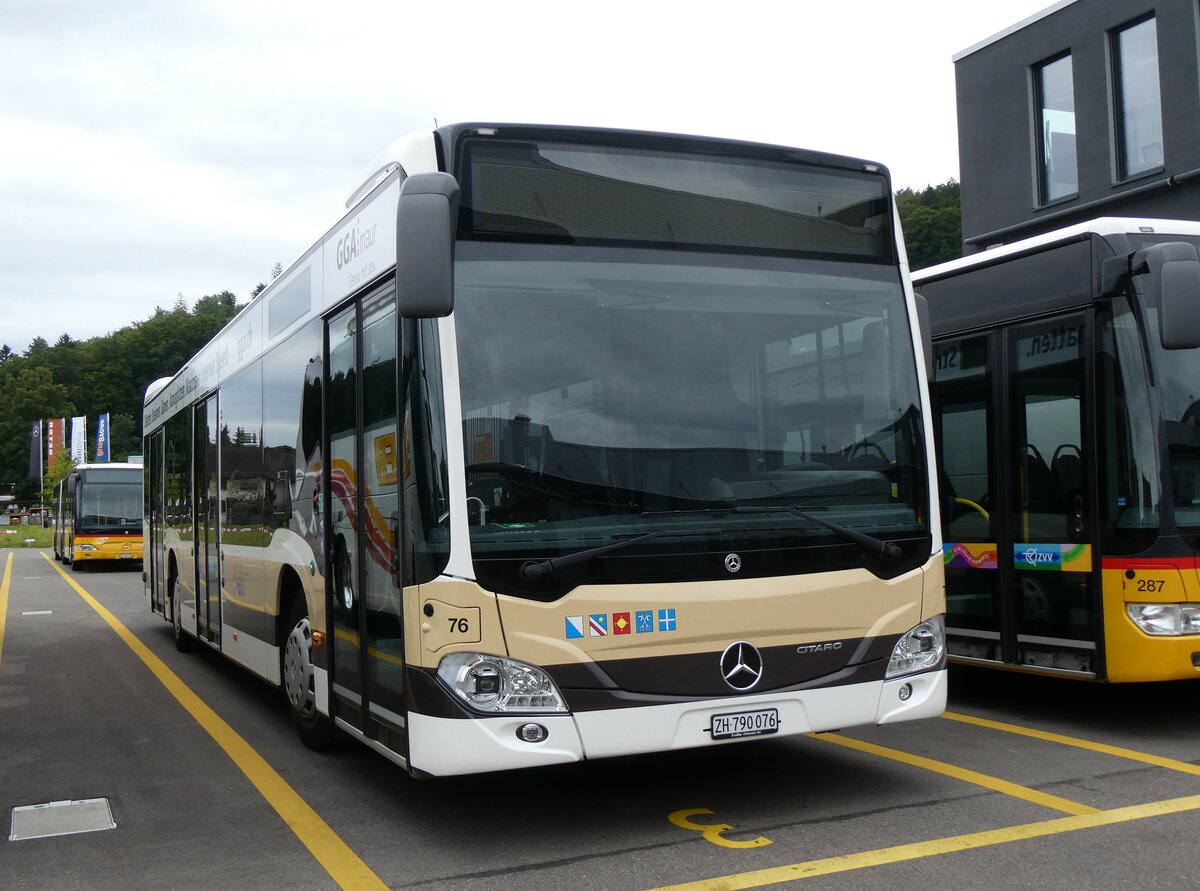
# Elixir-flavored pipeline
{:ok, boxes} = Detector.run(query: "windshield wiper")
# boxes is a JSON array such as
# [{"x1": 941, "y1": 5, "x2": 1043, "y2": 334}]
[
  {"x1": 641, "y1": 505, "x2": 901, "y2": 561},
  {"x1": 732, "y1": 505, "x2": 902, "y2": 561},
  {"x1": 518, "y1": 527, "x2": 721, "y2": 582}
]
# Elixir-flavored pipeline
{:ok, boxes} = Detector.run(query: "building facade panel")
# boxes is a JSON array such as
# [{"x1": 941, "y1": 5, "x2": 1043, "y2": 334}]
[{"x1": 956, "y1": 0, "x2": 1200, "y2": 250}]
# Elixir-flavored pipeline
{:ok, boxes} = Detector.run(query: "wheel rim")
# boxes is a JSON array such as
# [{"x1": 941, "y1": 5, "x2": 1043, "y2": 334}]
[{"x1": 284, "y1": 616, "x2": 317, "y2": 718}]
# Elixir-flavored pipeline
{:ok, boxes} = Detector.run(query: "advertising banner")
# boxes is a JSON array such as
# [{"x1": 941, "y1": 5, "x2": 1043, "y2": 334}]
[
  {"x1": 29, "y1": 421, "x2": 42, "y2": 479},
  {"x1": 47, "y1": 418, "x2": 65, "y2": 464},
  {"x1": 70, "y1": 416, "x2": 87, "y2": 464},
  {"x1": 95, "y1": 412, "x2": 110, "y2": 463}
]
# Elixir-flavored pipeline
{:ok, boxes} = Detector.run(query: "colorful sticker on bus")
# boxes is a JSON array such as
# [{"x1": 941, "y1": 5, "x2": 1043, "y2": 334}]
[
  {"x1": 943, "y1": 543, "x2": 998, "y2": 570},
  {"x1": 1013, "y1": 543, "x2": 1091, "y2": 572},
  {"x1": 566, "y1": 610, "x2": 678, "y2": 639}
]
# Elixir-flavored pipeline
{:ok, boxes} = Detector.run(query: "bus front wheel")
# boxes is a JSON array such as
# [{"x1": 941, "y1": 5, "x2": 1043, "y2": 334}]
[
  {"x1": 171, "y1": 572, "x2": 194, "y2": 653},
  {"x1": 282, "y1": 598, "x2": 335, "y2": 751}
]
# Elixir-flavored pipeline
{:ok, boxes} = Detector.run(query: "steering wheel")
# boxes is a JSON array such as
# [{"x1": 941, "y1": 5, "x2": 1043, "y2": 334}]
[{"x1": 847, "y1": 441, "x2": 889, "y2": 465}]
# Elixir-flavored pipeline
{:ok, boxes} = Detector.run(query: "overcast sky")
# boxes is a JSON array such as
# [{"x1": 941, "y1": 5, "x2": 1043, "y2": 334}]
[{"x1": 0, "y1": 0, "x2": 1056, "y2": 355}]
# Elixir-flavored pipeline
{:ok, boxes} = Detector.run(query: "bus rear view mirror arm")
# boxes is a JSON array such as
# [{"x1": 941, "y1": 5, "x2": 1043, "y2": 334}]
[
  {"x1": 396, "y1": 172, "x2": 460, "y2": 318},
  {"x1": 1133, "y1": 241, "x2": 1200, "y2": 350}
]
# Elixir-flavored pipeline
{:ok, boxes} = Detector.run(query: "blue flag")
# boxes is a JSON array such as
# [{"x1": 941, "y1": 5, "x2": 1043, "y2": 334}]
[{"x1": 96, "y1": 413, "x2": 110, "y2": 462}]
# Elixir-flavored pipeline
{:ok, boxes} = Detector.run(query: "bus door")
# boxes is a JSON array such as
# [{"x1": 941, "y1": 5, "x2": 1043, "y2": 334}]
[
  {"x1": 148, "y1": 429, "x2": 166, "y2": 614},
  {"x1": 936, "y1": 312, "x2": 1098, "y2": 674},
  {"x1": 325, "y1": 287, "x2": 406, "y2": 752},
  {"x1": 1006, "y1": 313, "x2": 1096, "y2": 672},
  {"x1": 194, "y1": 394, "x2": 222, "y2": 645}
]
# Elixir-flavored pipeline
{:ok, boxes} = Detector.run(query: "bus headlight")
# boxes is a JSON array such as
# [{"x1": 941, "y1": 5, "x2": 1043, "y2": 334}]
[
  {"x1": 886, "y1": 615, "x2": 946, "y2": 678},
  {"x1": 76, "y1": 544, "x2": 97, "y2": 551},
  {"x1": 1127, "y1": 603, "x2": 1200, "y2": 636},
  {"x1": 437, "y1": 653, "x2": 568, "y2": 713}
]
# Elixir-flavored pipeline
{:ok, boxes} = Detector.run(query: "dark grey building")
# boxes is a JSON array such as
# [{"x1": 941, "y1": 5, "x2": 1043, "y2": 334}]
[{"x1": 956, "y1": 0, "x2": 1200, "y2": 251}]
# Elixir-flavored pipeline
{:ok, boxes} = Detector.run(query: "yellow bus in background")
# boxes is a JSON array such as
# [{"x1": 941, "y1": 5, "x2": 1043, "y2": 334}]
[{"x1": 55, "y1": 463, "x2": 144, "y2": 567}]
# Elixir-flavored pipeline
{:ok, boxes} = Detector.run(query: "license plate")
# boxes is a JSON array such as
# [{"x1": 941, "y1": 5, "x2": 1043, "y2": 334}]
[
  {"x1": 118, "y1": 554, "x2": 135, "y2": 559},
  {"x1": 710, "y1": 707, "x2": 779, "y2": 740}
]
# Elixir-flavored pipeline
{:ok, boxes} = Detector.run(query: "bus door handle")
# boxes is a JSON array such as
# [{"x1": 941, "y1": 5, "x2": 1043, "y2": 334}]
[{"x1": 1072, "y1": 494, "x2": 1085, "y2": 537}]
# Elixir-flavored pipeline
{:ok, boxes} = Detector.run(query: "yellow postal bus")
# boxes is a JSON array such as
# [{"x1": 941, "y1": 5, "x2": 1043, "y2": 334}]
[
  {"x1": 917, "y1": 217, "x2": 1200, "y2": 682},
  {"x1": 55, "y1": 463, "x2": 144, "y2": 566}
]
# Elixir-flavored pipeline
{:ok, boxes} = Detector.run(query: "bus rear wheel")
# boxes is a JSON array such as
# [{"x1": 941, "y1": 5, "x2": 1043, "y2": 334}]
[{"x1": 282, "y1": 598, "x2": 335, "y2": 751}]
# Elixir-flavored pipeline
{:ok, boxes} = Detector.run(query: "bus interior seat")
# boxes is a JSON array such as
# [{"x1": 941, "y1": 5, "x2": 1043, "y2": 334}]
[
  {"x1": 1051, "y1": 447, "x2": 1083, "y2": 503},
  {"x1": 1022, "y1": 449, "x2": 1066, "y2": 537}
]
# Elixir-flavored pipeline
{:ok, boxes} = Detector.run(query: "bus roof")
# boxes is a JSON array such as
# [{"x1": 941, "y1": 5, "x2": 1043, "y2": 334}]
[{"x1": 912, "y1": 217, "x2": 1200, "y2": 284}]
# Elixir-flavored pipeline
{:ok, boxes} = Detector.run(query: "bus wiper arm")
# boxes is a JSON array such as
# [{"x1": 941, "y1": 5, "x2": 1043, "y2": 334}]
[
  {"x1": 519, "y1": 528, "x2": 721, "y2": 583},
  {"x1": 733, "y1": 505, "x2": 903, "y2": 561}
]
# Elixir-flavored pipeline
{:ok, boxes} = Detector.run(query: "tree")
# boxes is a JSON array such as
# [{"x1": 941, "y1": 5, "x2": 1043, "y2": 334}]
[
  {"x1": 41, "y1": 451, "x2": 76, "y2": 505},
  {"x1": 2, "y1": 289, "x2": 243, "y2": 497},
  {"x1": 0, "y1": 366, "x2": 73, "y2": 500},
  {"x1": 896, "y1": 180, "x2": 962, "y2": 270}
]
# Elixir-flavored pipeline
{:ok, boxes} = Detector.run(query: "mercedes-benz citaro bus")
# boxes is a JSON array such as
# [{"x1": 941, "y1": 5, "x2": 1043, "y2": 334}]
[
  {"x1": 55, "y1": 462, "x2": 144, "y2": 567},
  {"x1": 143, "y1": 123, "x2": 946, "y2": 777},
  {"x1": 915, "y1": 217, "x2": 1200, "y2": 683}
]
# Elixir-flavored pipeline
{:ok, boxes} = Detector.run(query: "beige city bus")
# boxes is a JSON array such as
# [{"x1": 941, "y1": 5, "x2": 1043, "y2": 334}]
[{"x1": 143, "y1": 123, "x2": 946, "y2": 777}]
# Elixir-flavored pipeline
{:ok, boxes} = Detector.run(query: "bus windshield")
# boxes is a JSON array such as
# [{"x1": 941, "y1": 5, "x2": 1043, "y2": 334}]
[
  {"x1": 1128, "y1": 234, "x2": 1200, "y2": 542},
  {"x1": 78, "y1": 480, "x2": 142, "y2": 534},
  {"x1": 454, "y1": 243, "x2": 929, "y2": 595}
]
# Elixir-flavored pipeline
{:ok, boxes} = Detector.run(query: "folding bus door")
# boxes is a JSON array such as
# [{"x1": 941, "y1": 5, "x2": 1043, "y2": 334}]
[
  {"x1": 1005, "y1": 313, "x2": 1097, "y2": 673},
  {"x1": 326, "y1": 286, "x2": 406, "y2": 754},
  {"x1": 936, "y1": 313, "x2": 1099, "y2": 674},
  {"x1": 936, "y1": 334, "x2": 1003, "y2": 661},
  {"x1": 194, "y1": 394, "x2": 222, "y2": 645},
  {"x1": 148, "y1": 429, "x2": 166, "y2": 614}
]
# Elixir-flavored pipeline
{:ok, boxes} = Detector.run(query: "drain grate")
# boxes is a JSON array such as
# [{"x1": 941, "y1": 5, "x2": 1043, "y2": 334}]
[{"x1": 9, "y1": 798, "x2": 116, "y2": 841}]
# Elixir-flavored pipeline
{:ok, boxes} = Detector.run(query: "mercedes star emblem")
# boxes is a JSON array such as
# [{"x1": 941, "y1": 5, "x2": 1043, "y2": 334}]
[
  {"x1": 724, "y1": 553, "x2": 742, "y2": 573},
  {"x1": 720, "y1": 640, "x2": 764, "y2": 691}
]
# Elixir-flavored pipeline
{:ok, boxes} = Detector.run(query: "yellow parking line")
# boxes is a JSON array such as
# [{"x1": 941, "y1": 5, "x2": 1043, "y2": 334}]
[
  {"x1": 813, "y1": 732, "x2": 1098, "y2": 815},
  {"x1": 648, "y1": 793, "x2": 1200, "y2": 890},
  {"x1": 0, "y1": 552, "x2": 12, "y2": 666},
  {"x1": 943, "y1": 711, "x2": 1200, "y2": 776},
  {"x1": 39, "y1": 553, "x2": 386, "y2": 891}
]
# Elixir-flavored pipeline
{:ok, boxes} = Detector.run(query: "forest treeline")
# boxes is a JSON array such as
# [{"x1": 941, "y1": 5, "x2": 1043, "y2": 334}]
[
  {"x1": 0, "y1": 293, "x2": 240, "y2": 500},
  {"x1": 0, "y1": 181, "x2": 961, "y2": 501},
  {"x1": 896, "y1": 180, "x2": 961, "y2": 271}
]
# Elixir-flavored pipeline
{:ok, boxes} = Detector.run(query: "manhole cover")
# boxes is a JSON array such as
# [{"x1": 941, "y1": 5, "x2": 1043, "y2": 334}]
[{"x1": 9, "y1": 798, "x2": 115, "y2": 841}]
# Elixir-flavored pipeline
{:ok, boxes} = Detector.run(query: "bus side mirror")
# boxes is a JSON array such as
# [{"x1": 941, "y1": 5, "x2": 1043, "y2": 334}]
[
  {"x1": 1135, "y1": 242, "x2": 1200, "y2": 350},
  {"x1": 396, "y1": 172, "x2": 460, "y2": 318},
  {"x1": 66, "y1": 473, "x2": 78, "y2": 497}
]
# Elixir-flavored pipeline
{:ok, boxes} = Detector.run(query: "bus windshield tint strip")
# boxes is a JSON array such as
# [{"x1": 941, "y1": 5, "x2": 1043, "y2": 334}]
[{"x1": 461, "y1": 140, "x2": 890, "y2": 259}]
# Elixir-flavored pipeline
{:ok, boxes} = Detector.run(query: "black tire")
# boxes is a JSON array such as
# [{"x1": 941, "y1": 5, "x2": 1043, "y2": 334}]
[
  {"x1": 281, "y1": 597, "x2": 336, "y2": 751},
  {"x1": 171, "y1": 571, "x2": 195, "y2": 653}
]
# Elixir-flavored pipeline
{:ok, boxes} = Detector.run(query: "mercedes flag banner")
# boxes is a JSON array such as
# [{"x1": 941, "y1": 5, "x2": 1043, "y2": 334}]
[{"x1": 29, "y1": 421, "x2": 42, "y2": 479}]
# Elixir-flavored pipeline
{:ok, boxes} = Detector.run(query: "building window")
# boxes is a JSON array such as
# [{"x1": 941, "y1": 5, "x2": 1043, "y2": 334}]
[
  {"x1": 1112, "y1": 16, "x2": 1163, "y2": 179},
  {"x1": 1035, "y1": 53, "x2": 1077, "y2": 203}
]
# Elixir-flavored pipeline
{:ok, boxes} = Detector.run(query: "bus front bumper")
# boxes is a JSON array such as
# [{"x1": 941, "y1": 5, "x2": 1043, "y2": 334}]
[{"x1": 407, "y1": 669, "x2": 947, "y2": 777}]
